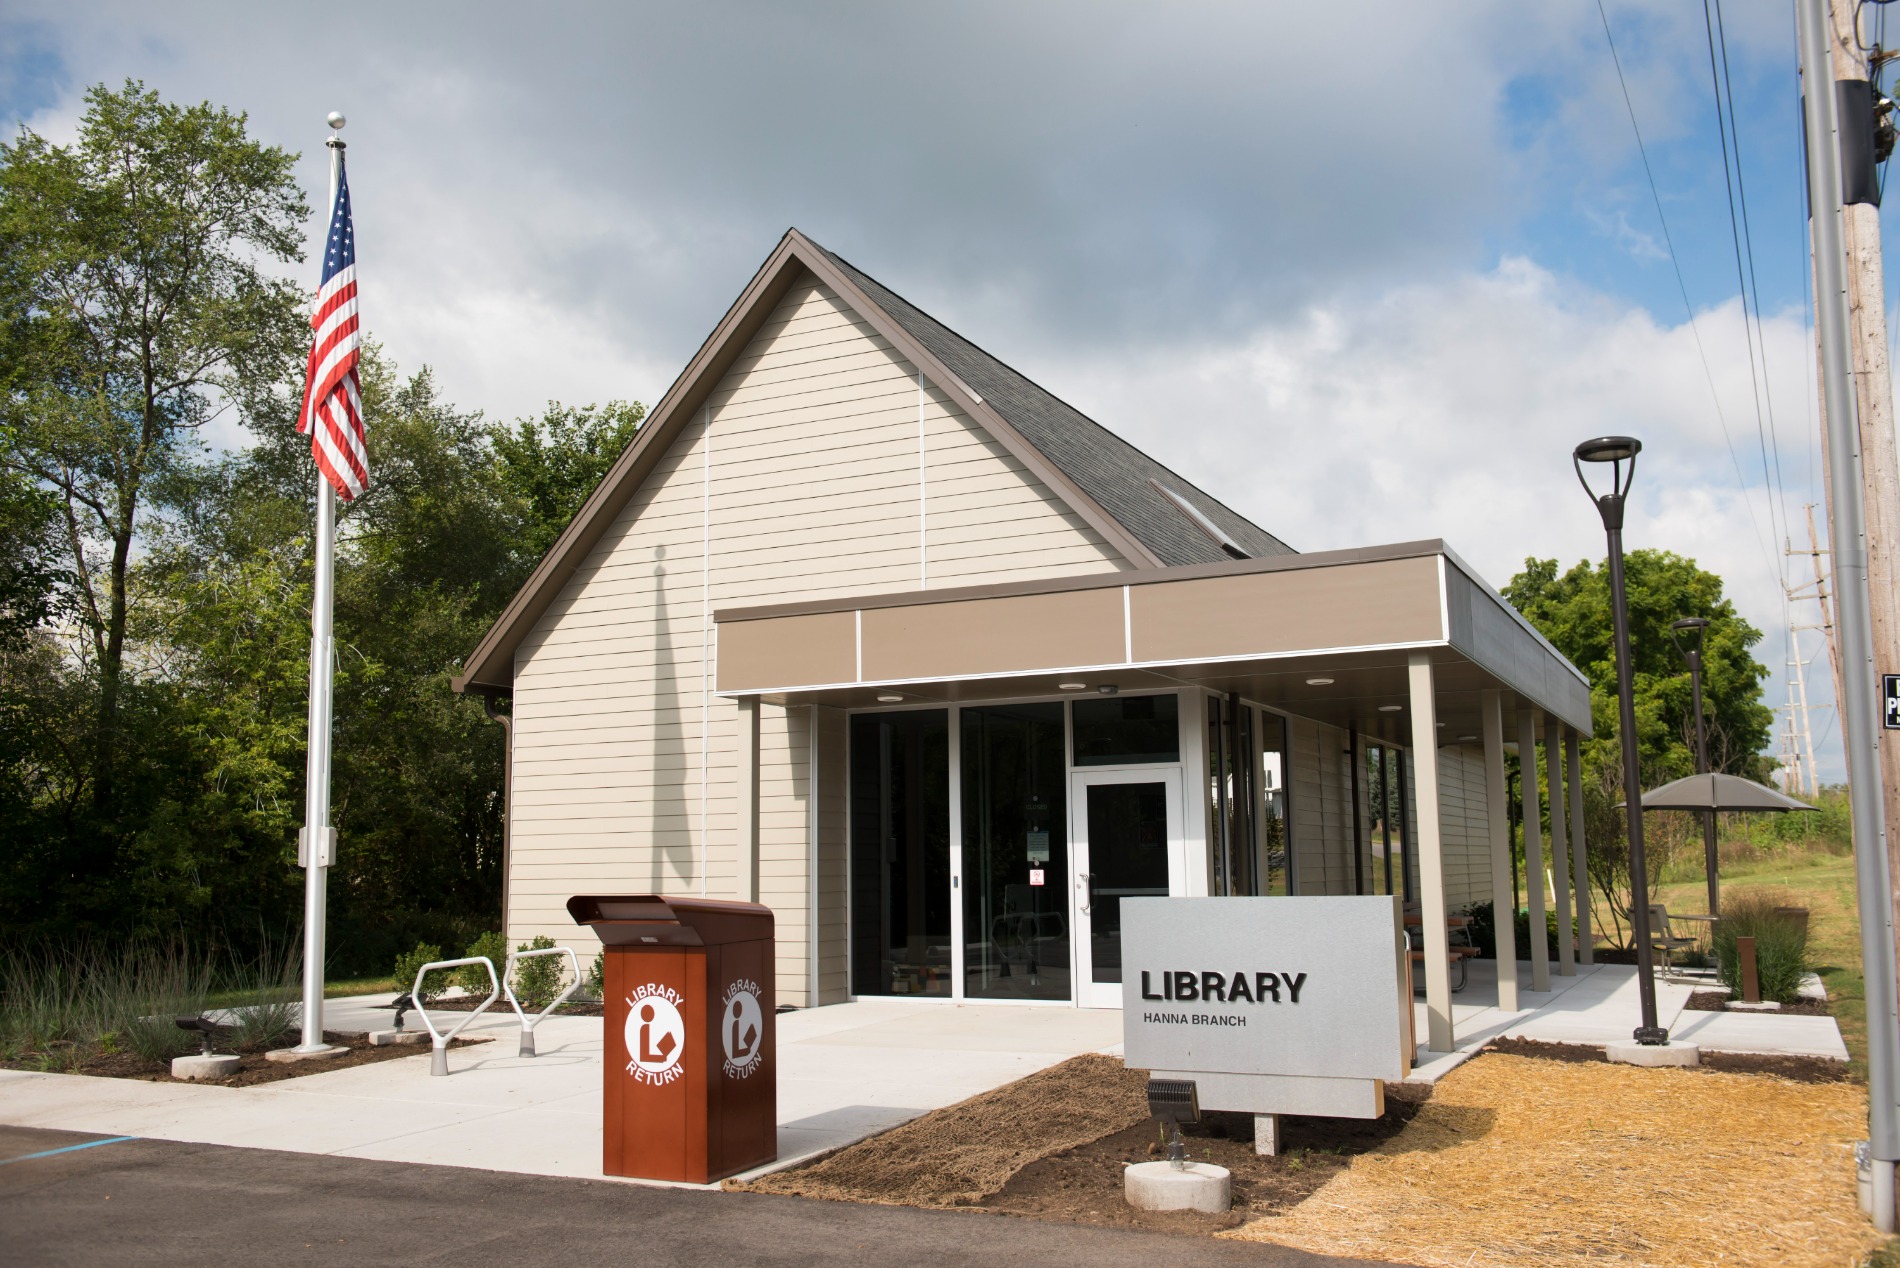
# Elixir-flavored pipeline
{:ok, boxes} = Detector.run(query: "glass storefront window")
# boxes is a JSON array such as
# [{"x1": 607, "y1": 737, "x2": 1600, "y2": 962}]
[
  {"x1": 961, "y1": 703, "x2": 1069, "y2": 1001},
  {"x1": 1071, "y1": 694, "x2": 1179, "y2": 766},
  {"x1": 1257, "y1": 710, "x2": 1291, "y2": 895},
  {"x1": 848, "y1": 710, "x2": 950, "y2": 997},
  {"x1": 1207, "y1": 695, "x2": 1258, "y2": 896}
]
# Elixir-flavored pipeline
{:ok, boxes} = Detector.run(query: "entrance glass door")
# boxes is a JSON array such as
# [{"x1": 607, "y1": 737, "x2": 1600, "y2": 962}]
[
  {"x1": 961, "y1": 703, "x2": 1069, "y2": 1001},
  {"x1": 1070, "y1": 769, "x2": 1181, "y2": 1009}
]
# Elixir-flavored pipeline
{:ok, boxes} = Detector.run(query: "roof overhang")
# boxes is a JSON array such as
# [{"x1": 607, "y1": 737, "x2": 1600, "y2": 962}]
[{"x1": 713, "y1": 541, "x2": 1593, "y2": 742}]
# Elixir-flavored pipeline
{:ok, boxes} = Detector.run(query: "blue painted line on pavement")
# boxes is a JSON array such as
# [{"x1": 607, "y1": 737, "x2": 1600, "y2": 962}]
[{"x1": 0, "y1": 1136, "x2": 136, "y2": 1165}]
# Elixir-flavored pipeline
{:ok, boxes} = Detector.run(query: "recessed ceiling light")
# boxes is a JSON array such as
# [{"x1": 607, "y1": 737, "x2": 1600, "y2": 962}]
[
  {"x1": 1459, "y1": 735, "x2": 1478, "y2": 742},
  {"x1": 1436, "y1": 722, "x2": 1445, "y2": 728},
  {"x1": 1378, "y1": 705, "x2": 1402, "y2": 713},
  {"x1": 1305, "y1": 677, "x2": 1335, "y2": 686},
  {"x1": 876, "y1": 693, "x2": 904, "y2": 703},
  {"x1": 1097, "y1": 685, "x2": 1120, "y2": 695},
  {"x1": 1059, "y1": 682, "x2": 1088, "y2": 691}
]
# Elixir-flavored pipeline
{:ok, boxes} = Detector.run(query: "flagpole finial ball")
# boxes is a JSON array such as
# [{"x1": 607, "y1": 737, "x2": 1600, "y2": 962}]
[{"x1": 326, "y1": 112, "x2": 347, "y2": 131}]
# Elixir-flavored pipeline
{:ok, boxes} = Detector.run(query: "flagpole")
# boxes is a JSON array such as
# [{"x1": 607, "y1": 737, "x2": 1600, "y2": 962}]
[{"x1": 294, "y1": 113, "x2": 347, "y2": 1055}]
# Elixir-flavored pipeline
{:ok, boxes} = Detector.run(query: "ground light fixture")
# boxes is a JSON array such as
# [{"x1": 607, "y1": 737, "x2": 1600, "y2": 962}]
[
  {"x1": 1669, "y1": 616, "x2": 1720, "y2": 915},
  {"x1": 1574, "y1": 434, "x2": 1668, "y2": 1046}
]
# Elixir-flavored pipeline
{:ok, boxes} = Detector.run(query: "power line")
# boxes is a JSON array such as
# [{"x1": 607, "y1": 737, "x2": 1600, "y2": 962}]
[
  {"x1": 1708, "y1": 0, "x2": 1794, "y2": 583},
  {"x1": 1594, "y1": 0, "x2": 1781, "y2": 587}
]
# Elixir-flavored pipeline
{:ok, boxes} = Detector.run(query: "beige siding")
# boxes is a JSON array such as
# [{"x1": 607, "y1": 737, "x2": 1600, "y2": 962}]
[
  {"x1": 1435, "y1": 744, "x2": 1491, "y2": 911},
  {"x1": 1289, "y1": 717, "x2": 1357, "y2": 896},
  {"x1": 505, "y1": 276, "x2": 1126, "y2": 1001}
]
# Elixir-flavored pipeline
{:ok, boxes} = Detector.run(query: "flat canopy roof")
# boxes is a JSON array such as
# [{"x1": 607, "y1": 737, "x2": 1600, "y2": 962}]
[{"x1": 713, "y1": 540, "x2": 1592, "y2": 744}]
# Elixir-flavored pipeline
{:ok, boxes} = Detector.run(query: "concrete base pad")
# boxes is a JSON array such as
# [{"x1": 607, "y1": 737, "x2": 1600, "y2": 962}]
[
  {"x1": 1606, "y1": 1039, "x2": 1700, "y2": 1068},
  {"x1": 368, "y1": 1029, "x2": 427, "y2": 1046},
  {"x1": 1124, "y1": 1161, "x2": 1231, "y2": 1213},
  {"x1": 1726, "y1": 1000, "x2": 1781, "y2": 1012},
  {"x1": 170, "y1": 1054, "x2": 241, "y2": 1081},
  {"x1": 265, "y1": 1043, "x2": 349, "y2": 1064}
]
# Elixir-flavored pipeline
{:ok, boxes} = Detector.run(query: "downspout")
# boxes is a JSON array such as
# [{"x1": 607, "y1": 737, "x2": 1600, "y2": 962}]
[{"x1": 478, "y1": 690, "x2": 513, "y2": 934}]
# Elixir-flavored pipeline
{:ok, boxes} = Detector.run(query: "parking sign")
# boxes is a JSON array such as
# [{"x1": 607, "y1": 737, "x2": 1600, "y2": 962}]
[{"x1": 1886, "y1": 675, "x2": 1900, "y2": 729}]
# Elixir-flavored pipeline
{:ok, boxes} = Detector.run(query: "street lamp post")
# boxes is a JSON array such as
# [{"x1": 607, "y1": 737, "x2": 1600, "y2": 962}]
[
  {"x1": 1669, "y1": 616, "x2": 1720, "y2": 917},
  {"x1": 1575, "y1": 435, "x2": 1669, "y2": 1045}
]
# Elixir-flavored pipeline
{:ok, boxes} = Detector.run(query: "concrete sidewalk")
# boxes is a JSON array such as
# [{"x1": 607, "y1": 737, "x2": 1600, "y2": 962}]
[
  {"x1": 1407, "y1": 960, "x2": 1850, "y2": 1081},
  {"x1": 0, "y1": 997, "x2": 1123, "y2": 1186}
]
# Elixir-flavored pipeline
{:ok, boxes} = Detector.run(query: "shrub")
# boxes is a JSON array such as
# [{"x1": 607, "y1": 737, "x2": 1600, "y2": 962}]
[
  {"x1": 460, "y1": 931, "x2": 508, "y2": 998},
  {"x1": 585, "y1": 950, "x2": 605, "y2": 1000},
  {"x1": 1463, "y1": 901, "x2": 1563, "y2": 962},
  {"x1": 1714, "y1": 888, "x2": 1808, "y2": 1004},
  {"x1": 511, "y1": 935, "x2": 565, "y2": 1009},
  {"x1": 392, "y1": 942, "x2": 446, "y2": 1003}
]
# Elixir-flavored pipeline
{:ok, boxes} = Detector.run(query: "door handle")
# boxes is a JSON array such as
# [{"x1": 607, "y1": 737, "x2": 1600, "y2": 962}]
[{"x1": 1077, "y1": 872, "x2": 1093, "y2": 916}]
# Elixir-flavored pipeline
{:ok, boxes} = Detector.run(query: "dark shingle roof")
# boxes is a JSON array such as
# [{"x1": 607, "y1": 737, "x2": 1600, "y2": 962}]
[{"x1": 821, "y1": 247, "x2": 1295, "y2": 567}]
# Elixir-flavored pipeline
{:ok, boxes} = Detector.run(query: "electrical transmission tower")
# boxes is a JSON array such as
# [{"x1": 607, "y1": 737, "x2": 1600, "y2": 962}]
[{"x1": 1783, "y1": 503, "x2": 1839, "y2": 796}]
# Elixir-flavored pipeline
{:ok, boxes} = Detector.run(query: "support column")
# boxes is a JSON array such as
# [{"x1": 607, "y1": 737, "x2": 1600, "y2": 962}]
[
  {"x1": 736, "y1": 696, "x2": 759, "y2": 903},
  {"x1": 1482, "y1": 691, "x2": 1519, "y2": 1011},
  {"x1": 1545, "y1": 716, "x2": 1573, "y2": 976},
  {"x1": 1517, "y1": 708, "x2": 1550, "y2": 993},
  {"x1": 1567, "y1": 732, "x2": 1592, "y2": 966},
  {"x1": 1408, "y1": 653, "x2": 1453, "y2": 1052}
]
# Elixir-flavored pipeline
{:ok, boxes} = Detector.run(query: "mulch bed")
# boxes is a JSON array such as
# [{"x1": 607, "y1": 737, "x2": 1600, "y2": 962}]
[
  {"x1": 1483, "y1": 1035, "x2": 1850, "y2": 1083},
  {"x1": 1684, "y1": 989, "x2": 1830, "y2": 1016},
  {"x1": 981, "y1": 1092, "x2": 1429, "y2": 1237},
  {"x1": 733, "y1": 1052, "x2": 1431, "y2": 1237},
  {"x1": 2, "y1": 1030, "x2": 492, "y2": 1087}
]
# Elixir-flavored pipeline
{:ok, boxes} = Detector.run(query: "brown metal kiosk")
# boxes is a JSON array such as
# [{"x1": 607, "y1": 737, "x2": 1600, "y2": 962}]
[{"x1": 568, "y1": 894, "x2": 776, "y2": 1183}]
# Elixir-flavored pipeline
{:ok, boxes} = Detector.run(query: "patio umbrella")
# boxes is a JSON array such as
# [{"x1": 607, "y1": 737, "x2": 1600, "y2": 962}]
[{"x1": 1636, "y1": 772, "x2": 1818, "y2": 813}]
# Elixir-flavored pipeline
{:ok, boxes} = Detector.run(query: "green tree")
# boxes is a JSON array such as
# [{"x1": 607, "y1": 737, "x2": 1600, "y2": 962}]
[
  {"x1": 0, "y1": 80, "x2": 307, "y2": 814},
  {"x1": 490, "y1": 400, "x2": 644, "y2": 569},
  {"x1": 1504, "y1": 551, "x2": 1773, "y2": 782},
  {"x1": 1504, "y1": 551, "x2": 1774, "y2": 942}
]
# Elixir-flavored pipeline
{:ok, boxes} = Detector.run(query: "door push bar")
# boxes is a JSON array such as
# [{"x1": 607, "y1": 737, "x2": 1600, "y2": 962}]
[
  {"x1": 503, "y1": 945, "x2": 580, "y2": 1056},
  {"x1": 411, "y1": 956, "x2": 500, "y2": 1076}
]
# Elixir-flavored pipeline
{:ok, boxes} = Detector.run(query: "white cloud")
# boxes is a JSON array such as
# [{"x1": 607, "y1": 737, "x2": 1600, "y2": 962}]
[{"x1": 1028, "y1": 257, "x2": 1835, "y2": 775}]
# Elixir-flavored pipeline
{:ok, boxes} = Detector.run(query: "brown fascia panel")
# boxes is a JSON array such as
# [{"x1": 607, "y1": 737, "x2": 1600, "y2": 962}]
[
  {"x1": 454, "y1": 228, "x2": 1167, "y2": 695},
  {"x1": 715, "y1": 539, "x2": 1453, "y2": 623}
]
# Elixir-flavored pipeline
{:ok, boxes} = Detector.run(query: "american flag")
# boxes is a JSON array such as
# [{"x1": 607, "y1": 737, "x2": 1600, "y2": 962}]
[{"x1": 298, "y1": 153, "x2": 367, "y2": 500}]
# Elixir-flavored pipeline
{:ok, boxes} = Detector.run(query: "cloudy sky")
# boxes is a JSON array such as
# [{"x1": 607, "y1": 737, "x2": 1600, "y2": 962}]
[{"x1": 2, "y1": 1, "x2": 1872, "y2": 777}]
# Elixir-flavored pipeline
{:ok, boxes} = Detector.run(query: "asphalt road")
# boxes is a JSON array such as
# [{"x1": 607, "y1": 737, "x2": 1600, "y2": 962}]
[{"x1": 0, "y1": 1125, "x2": 1391, "y2": 1267}]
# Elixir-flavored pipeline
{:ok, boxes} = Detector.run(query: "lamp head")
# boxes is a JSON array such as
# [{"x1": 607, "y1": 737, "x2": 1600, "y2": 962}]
[
  {"x1": 1575, "y1": 436, "x2": 1641, "y2": 464},
  {"x1": 1573, "y1": 435, "x2": 1642, "y2": 531},
  {"x1": 1669, "y1": 616, "x2": 1710, "y2": 665},
  {"x1": 326, "y1": 111, "x2": 347, "y2": 131}
]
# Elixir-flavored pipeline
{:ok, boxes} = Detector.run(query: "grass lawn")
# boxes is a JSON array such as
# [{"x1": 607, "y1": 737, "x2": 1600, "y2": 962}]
[
  {"x1": 1635, "y1": 851, "x2": 1867, "y2": 1076},
  {"x1": 324, "y1": 975, "x2": 396, "y2": 998}
]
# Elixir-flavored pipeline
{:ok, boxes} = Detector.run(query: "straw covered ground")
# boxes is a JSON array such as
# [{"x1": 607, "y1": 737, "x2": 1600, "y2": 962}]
[{"x1": 1226, "y1": 1052, "x2": 1882, "y2": 1268}]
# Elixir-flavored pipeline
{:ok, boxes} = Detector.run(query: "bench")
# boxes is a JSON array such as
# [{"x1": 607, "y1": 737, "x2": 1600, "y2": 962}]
[{"x1": 1409, "y1": 944, "x2": 1479, "y2": 992}]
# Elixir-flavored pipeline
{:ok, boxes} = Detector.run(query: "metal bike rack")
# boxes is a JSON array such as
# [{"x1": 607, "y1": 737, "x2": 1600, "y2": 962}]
[
  {"x1": 503, "y1": 945, "x2": 580, "y2": 1056},
  {"x1": 411, "y1": 956, "x2": 500, "y2": 1076}
]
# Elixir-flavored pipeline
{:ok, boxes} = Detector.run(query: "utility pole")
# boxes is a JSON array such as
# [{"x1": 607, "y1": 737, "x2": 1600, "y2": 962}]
[
  {"x1": 1827, "y1": 0, "x2": 1900, "y2": 1004},
  {"x1": 1801, "y1": 0, "x2": 1900, "y2": 1230},
  {"x1": 1795, "y1": 503, "x2": 1847, "y2": 717}
]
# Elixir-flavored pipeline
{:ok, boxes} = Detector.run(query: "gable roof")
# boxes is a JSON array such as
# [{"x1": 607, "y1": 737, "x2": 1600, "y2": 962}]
[
  {"x1": 454, "y1": 228, "x2": 1295, "y2": 693},
  {"x1": 818, "y1": 247, "x2": 1294, "y2": 568}
]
